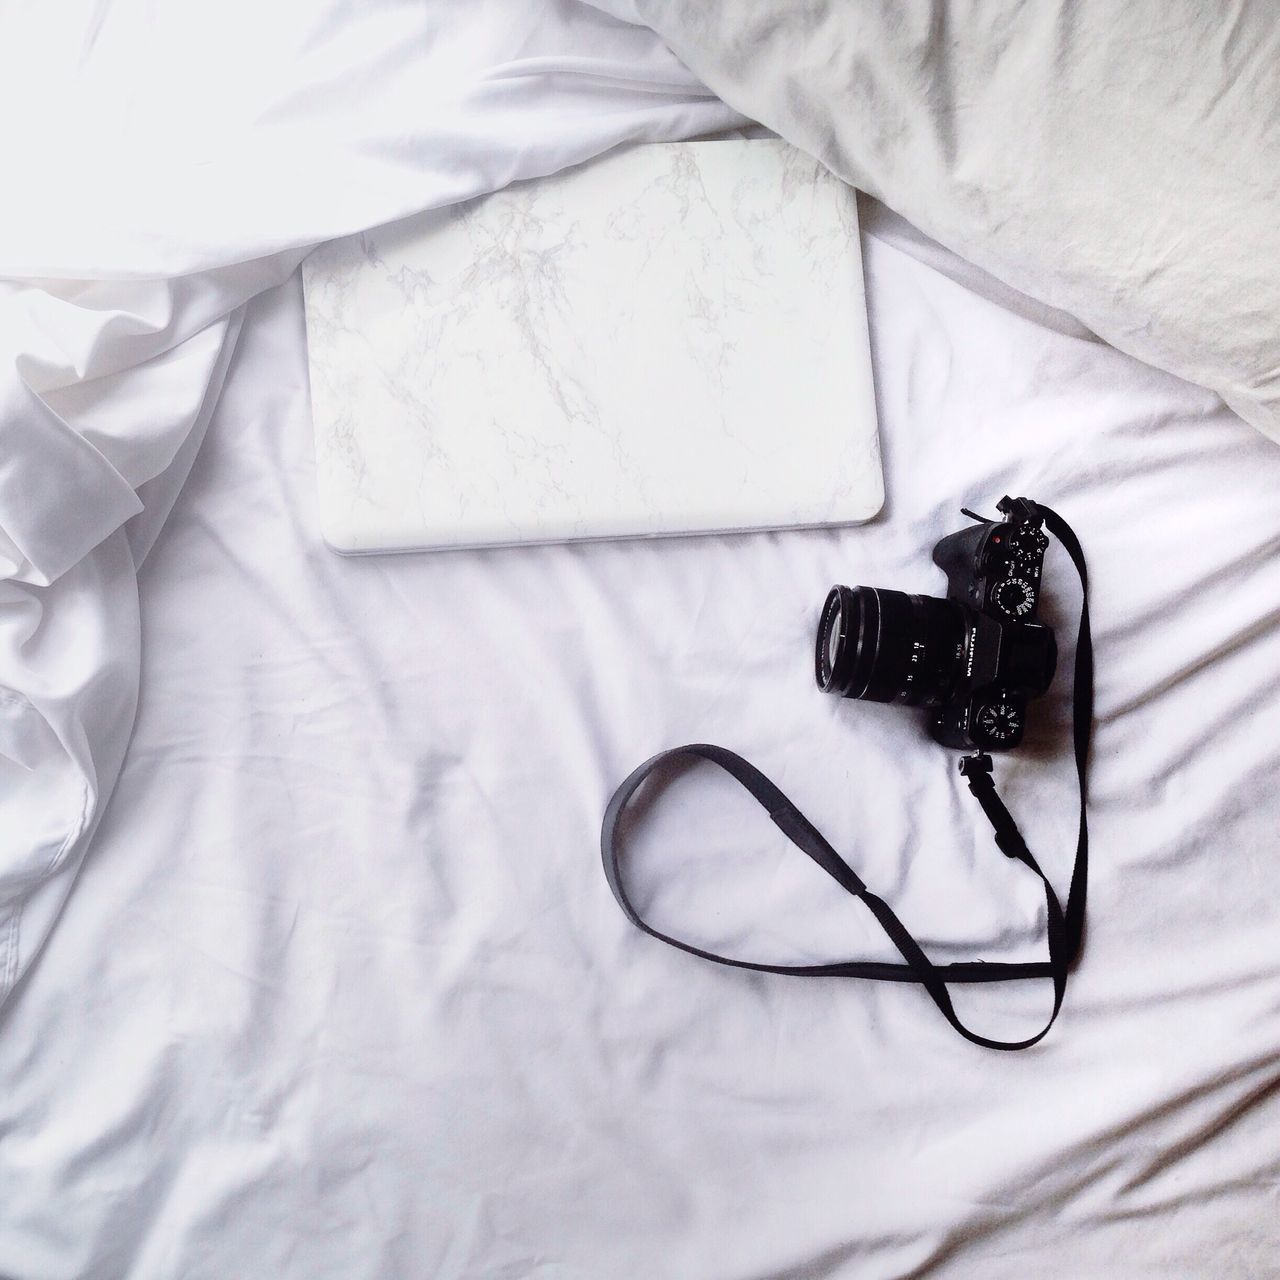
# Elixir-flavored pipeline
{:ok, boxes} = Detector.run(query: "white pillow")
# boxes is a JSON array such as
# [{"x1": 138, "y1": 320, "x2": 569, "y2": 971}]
[{"x1": 609, "y1": 1, "x2": 1280, "y2": 442}]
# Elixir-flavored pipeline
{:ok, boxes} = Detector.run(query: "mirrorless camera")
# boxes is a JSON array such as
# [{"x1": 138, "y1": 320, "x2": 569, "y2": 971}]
[{"x1": 815, "y1": 497, "x2": 1057, "y2": 750}]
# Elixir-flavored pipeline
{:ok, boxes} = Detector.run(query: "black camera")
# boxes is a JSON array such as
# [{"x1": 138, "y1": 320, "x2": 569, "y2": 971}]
[{"x1": 815, "y1": 497, "x2": 1057, "y2": 751}]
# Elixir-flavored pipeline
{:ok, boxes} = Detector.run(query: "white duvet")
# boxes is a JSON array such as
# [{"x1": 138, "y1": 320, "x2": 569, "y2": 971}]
[{"x1": 1, "y1": 2, "x2": 1278, "y2": 1277}]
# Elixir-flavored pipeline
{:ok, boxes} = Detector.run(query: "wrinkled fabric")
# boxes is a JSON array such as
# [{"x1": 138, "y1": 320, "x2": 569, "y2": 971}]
[
  {"x1": 0, "y1": 2, "x2": 1278, "y2": 1277},
  {"x1": 591, "y1": 0, "x2": 1280, "y2": 442},
  {"x1": 0, "y1": 0, "x2": 742, "y2": 1006},
  {"x1": 2, "y1": 202, "x2": 1277, "y2": 1278}
]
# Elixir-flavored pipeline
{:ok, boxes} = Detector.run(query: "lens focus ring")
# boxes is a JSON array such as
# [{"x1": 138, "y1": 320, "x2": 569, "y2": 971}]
[{"x1": 816, "y1": 585, "x2": 967, "y2": 707}]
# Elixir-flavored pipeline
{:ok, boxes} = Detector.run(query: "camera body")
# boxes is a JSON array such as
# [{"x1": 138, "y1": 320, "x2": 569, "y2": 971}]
[
  {"x1": 816, "y1": 497, "x2": 1058, "y2": 751},
  {"x1": 927, "y1": 501, "x2": 1056, "y2": 749}
]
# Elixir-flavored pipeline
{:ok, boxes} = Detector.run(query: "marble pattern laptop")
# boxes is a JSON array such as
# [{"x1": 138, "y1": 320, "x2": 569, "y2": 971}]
[{"x1": 302, "y1": 139, "x2": 883, "y2": 553}]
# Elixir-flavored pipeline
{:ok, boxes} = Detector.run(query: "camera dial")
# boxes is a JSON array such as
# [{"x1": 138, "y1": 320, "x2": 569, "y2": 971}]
[
  {"x1": 990, "y1": 576, "x2": 1035, "y2": 618},
  {"x1": 1009, "y1": 527, "x2": 1048, "y2": 567},
  {"x1": 974, "y1": 697, "x2": 1023, "y2": 746}
]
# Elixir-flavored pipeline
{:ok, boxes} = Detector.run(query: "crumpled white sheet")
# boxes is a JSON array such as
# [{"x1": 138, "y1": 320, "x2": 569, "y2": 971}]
[
  {"x1": 0, "y1": 0, "x2": 742, "y2": 1007},
  {"x1": 4, "y1": 199, "x2": 1278, "y2": 1280},
  {"x1": 1, "y1": 2, "x2": 1279, "y2": 1277}
]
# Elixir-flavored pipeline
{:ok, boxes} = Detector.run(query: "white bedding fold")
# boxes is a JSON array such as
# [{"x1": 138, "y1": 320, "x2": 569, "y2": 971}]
[{"x1": 0, "y1": 0, "x2": 742, "y2": 1006}]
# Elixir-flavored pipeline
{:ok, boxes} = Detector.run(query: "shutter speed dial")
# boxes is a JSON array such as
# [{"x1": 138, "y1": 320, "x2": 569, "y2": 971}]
[
  {"x1": 975, "y1": 698, "x2": 1023, "y2": 746},
  {"x1": 990, "y1": 576, "x2": 1035, "y2": 618}
]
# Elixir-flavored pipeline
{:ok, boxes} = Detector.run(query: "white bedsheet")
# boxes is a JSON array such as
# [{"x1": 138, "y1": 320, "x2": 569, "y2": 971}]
[
  {"x1": 2, "y1": 4, "x2": 1279, "y2": 1278},
  {"x1": 0, "y1": 0, "x2": 742, "y2": 1021}
]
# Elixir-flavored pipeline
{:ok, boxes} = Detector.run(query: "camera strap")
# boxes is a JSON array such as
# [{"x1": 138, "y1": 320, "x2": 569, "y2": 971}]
[{"x1": 601, "y1": 504, "x2": 1091, "y2": 1051}]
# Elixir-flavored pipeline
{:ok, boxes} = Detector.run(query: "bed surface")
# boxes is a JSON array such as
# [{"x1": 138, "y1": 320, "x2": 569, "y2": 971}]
[
  {"x1": 2, "y1": 204, "x2": 1277, "y2": 1278},
  {"x1": 1, "y1": 3, "x2": 1278, "y2": 1277}
]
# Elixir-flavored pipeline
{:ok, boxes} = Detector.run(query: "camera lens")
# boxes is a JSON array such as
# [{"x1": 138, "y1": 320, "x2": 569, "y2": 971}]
[{"x1": 816, "y1": 585, "x2": 966, "y2": 707}]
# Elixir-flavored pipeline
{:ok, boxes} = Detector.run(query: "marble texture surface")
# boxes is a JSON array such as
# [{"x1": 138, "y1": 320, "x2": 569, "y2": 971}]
[{"x1": 302, "y1": 138, "x2": 883, "y2": 552}]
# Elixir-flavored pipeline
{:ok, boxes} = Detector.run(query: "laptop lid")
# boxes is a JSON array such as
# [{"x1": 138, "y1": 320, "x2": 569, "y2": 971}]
[{"x1": 303, "y1": 139, "x2": 883, "y2": 554}]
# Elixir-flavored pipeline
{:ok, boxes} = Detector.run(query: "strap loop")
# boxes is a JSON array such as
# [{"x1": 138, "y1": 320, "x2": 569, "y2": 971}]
[
  {"x1": 601, "y1": 503, "x2": 1091, "y2": 1051},
  {"x1": 960, "y1": 755, "x2": 1028, "y2": 860}
]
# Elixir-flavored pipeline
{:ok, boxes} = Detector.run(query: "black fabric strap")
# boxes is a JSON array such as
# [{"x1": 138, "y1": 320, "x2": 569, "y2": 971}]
[{"x1": 601, "y1": 503, "x2": 1091, "y2": 1051}]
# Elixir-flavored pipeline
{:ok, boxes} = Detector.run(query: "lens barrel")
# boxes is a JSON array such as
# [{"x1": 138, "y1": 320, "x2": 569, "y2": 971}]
[{"x1": 816, "y1": 586, "x2": 966, "y2": 707}]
